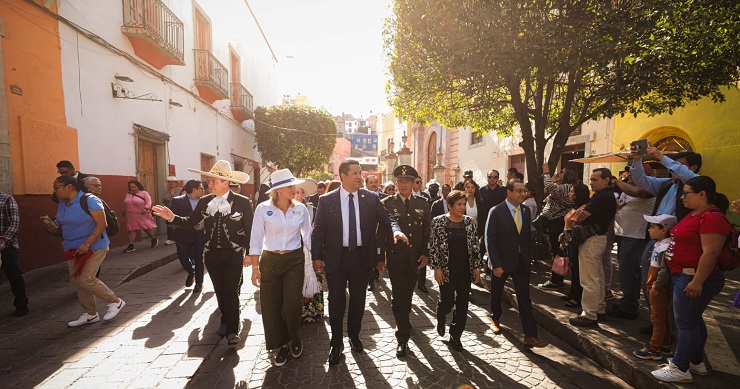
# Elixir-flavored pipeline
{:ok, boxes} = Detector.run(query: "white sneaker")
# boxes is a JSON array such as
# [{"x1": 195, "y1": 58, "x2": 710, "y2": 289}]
[
  {"x1": 652, "y1": 360, "x2": 692, "y2": 383},
  {"x1": 667, "y1": 357, "x2": 708, "y2": 376},
  {"x1": 164, "y1": 240, "x2": 175, "y2": 245},
  {"x1": 68, "y1": 313, "x2": 100, "y2": 327},
  {"x1": 103, "y1": 299, "x2": 126, "y2": 320}
]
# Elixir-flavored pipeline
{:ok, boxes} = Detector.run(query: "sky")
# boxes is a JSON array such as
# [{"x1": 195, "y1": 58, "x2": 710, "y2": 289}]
[{"x1": 248, "y1": 0, "x2": 393, "y2": 117}]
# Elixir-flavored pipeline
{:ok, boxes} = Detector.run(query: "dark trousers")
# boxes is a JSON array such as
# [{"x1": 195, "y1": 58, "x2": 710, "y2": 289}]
[
  {"x1": 175, "y1": 231, "x2": 206, "y2": 286},
  {"x1": 437, "y1": 267, "x2": 471, "y2": 339},
  {"x1": 566, "y1": 244, "x2": 582, "y2": 300},
  {"x1": 204, "y1": 249, "x2": 244, "y2": 335},
  {"x1": 326, "y1": 248, "x2": 369, "y2": 348},
  {"x1": 489, "y1": 261, "x2": 538, "y2": 338},
  {"x1": 1, "y1": 246, "x2": 28, "y2": 309},
  {"x1": 166, "y1": 225, "x2": 175, "y2": 241},
  {"x1": 388, "y1": 256, "x2": 418, "y2": 343},
  {"x1": 259, "y1": 250, "x2": 304, "y2": 350},
  {"x1": 368, "y1": 266, "x2": 379, "y2": 284},
  {"x1": 545, "y1": 217, "x2": 566, "y2": 284},
  {"x1": 616, "y1": 236, "x2": 647, "y2": 313}
]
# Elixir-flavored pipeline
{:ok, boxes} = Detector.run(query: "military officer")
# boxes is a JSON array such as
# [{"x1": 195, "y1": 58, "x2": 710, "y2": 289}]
[{"x1": 376, "y1": 164, "x2": 431, "y2": 358}]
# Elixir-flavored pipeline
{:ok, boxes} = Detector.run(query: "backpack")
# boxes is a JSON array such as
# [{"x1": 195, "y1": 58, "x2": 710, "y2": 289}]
[
  {"x1": 701, "y1": 209, "x2": 740, "y2": 272},
  {"x1": 80, "y1": 193, "x2": 120, "y2": 237}
]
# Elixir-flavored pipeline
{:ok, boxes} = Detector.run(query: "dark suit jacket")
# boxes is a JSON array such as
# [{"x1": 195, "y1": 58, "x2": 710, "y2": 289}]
[
  {"x1": 485, "y1": 201, "x2": 532, "y2": 273},
  {"x1": 312, "y1": 188, "x2": 401, "y2": 273},
  {"x1": 431, "y1": 198, "x2": 447, "y2": 219},
  {"x1": 169, "y1": 192, "x2": 253, "y2": 255},
  {"x1": 169, "y1": 194, "x2": 201, "y2": 242}
]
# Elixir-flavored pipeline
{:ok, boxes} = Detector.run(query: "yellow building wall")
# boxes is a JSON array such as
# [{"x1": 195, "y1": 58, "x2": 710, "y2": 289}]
[
  {"x1": 614, "y1": 87, "x2": 740, "y2": 211},
  {"x1": 1, "y1": 0, "x2": 78, "y2": 194}
]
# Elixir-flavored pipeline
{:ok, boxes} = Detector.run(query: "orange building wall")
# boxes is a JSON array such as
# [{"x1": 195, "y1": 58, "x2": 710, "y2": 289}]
[{"x1": 1, "y1": 0, "x2": 78, "y2": 195}]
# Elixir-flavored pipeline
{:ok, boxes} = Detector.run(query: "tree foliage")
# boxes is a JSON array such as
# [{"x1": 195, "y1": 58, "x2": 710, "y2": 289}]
[
  {"x1": 385, "y1": 0, "x2": 740, "y2": 196},
  {"x1": 254, "y1": 105, "x2": 336, "y2": 177}
]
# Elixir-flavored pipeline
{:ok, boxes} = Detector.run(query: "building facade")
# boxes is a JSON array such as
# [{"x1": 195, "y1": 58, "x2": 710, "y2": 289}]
[{"x1": 1, "y1": 0, "x2": 278, "y2": 270}]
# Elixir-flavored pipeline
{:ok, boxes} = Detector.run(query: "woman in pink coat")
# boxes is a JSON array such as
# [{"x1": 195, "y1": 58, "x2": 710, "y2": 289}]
[{"x1": 122, "y1": 180, "x2": 158, "y2": 253}]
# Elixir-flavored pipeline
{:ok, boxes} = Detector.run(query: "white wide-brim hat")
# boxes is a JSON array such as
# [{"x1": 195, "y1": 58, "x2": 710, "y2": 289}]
[
  {"x1": 266, "y1": 168, "x2": 305, "y2": 194},
  {"x1": 166, "y1": 176, "x2": 178, "y2": 181},
  {"x1": 187, "y1": 160, "x2": 250, "y2": 184},
  {"x1": 296, "y1": 178, "x2": 318, "y2": 196}
]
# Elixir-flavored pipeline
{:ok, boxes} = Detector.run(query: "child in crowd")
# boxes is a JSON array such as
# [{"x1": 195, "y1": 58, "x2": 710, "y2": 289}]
[{"x1": 634, "y1": 214, "x2": 677, "y2": 360}]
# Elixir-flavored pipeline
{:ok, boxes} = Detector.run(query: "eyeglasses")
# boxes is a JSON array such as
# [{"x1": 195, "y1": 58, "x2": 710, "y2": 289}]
[
  {"x1": 488, "y1": 176, "x2": 499, "y2": 179},
  {"x1": 57, "y1": 170, "x2": 71, "y2": 175},
  {"x1": 681, "y1": 191, "x2": 698, "y2": 197},
  {"x1": 90, "y1": 184, "x2": 102, "y2": 188},
  {"x1": 514, "y1": 189, "x2": 530, "y2": 194},
  {"x1": 53, "y1": 185, "x2": 65, "y2": 190}
]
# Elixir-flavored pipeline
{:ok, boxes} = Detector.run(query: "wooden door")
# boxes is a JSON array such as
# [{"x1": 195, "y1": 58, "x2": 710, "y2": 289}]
[
  {"x1": 200, "y1": 153, "x2": 215, "y2": 183},
  {"x1": 138, "y1": 139, "x2": 159, "y2": 202},
  {"x1": 230, "y1": 50, "x2": 240, "y2": 84},
  {"x1": 194, "y1": 10, "x2": 211, "y2": 80}
]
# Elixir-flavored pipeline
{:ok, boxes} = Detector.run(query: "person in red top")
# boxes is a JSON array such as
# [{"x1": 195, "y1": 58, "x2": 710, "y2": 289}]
[{"x1": 651, "y1": 176, "x2": 731, "y2": 383}]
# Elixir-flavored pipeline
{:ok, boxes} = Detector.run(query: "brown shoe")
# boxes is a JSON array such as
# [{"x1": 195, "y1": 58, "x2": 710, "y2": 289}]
[
  {"x1": 490, "y1": 320, "x2": 501, "y2": 334},
  {"x1": 523, "y1": 337, "x2": 549, "y2": 348}
]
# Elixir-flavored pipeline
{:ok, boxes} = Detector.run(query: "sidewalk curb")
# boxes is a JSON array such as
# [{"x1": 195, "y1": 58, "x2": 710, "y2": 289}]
[
  {"x1": 481, "y1": 273, "x2": 672, "y2": 389},
  {"x1": 116, "y1": 252, "x2": 179, "y2": 286}
]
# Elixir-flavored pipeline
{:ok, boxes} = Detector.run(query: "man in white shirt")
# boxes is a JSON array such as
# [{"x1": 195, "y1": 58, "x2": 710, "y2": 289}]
[{"x1": 312, "y1": 160, "x2": 408, "y2": 365}]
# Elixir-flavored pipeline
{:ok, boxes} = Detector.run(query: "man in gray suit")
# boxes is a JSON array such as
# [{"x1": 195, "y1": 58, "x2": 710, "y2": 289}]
[{"x1": 486, "y1": 179, "x2": 548, "y2": 348}]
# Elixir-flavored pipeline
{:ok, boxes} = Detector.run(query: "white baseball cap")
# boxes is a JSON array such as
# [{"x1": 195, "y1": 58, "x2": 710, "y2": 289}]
[{"x1": 643, "y1": 214, "x2": 678, "y2": 230}]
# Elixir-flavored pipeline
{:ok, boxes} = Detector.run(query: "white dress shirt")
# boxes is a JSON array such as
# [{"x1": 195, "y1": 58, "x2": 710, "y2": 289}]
[
  {"x1": 249, "y1": 200, "x2": 312, "y2": 255},
  {"x1": 504, "y1": 199, "x2": 522, "y2": 229},
  {"x1": 340, "y1": 186, "x2": 362, "y2": 247}
]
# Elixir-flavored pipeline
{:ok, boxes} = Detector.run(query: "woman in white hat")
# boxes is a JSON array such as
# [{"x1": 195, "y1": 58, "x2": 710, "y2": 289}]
[
  {"x1": 248, "y1": 169, "x2": 314, "y2": 367},
  {"x1": 153, "y1": 160, "x2": 253, "y2": 346}
]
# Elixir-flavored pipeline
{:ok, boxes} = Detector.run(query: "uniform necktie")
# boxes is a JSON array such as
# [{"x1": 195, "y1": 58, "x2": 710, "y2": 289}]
[
  {"x1": 348, "y1": 193, "x2": 357, "y2": 250},
  {"x1": 513, "y1": 207, "x2": 521, "y2": 233},
  {"x1": 404, "y1": 198, "x2": 410, "y2": 211}
]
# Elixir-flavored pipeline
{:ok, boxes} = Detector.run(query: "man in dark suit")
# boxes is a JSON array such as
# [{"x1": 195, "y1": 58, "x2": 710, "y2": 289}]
[
  {"x1": 412, "y1": 176, "x2": 431, "y2": 201},
  {"x1": 53, "y1": 160, "x2": 89, "y2": 203},
  {"x1": 307, "y1": 182, "x2": 327, "y2": 208},
  {"x1": 312, "y1": 160, "x2": 408, "y2": 365},
  {"x1": 169, "y1": 180, "x2": 206, "y2": 293},
  {"x1": 430, "y1": 184, "x2": 452, "y2": 219},
  {"x1": 377, "y1": 165, "x2": 430, "y2": 357},
  {"x1": 485, "y1": 179, "x2": 548, "y2": 348},
  {"x1": 153, "y1": 161, "x2": 253, "y2": 346}
]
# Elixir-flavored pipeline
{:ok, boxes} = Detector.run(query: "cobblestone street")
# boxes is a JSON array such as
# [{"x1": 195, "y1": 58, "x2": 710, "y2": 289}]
[{"x1": 0, "y1": 251, "x2": 629, "y2": 388}]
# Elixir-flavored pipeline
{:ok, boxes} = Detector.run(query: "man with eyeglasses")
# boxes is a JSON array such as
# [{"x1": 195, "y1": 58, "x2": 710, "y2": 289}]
[
  {"x1": 53, "y1": 160, "x2": 89, "y2": 203},
  {"x1": 168, "y1": 180, "x2": 207, "y2": 293},
  {"x1": 412, "y1": 176, "x2": 431, "y2": 202}
]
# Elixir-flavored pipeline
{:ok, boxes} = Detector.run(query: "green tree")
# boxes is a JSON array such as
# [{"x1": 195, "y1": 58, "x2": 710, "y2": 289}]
[
  {"x1": 385, "y1": 0, "x2": 740, "y2": 201},
  {"x1": 254, "y1": 105, "x2": 337, "y2": 177}
]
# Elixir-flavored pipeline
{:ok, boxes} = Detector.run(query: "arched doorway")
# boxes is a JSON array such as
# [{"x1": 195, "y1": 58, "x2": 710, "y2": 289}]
[{"x1": 427, "y1": 132, "x2": 437, "y2": 182}]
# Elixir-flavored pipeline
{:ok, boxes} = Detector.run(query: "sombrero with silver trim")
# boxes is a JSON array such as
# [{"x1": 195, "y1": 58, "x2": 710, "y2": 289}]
[
  {"x1": 266, "y1": 169, "x2": 305, "y2": 194},
  {"x1": 296, "y1": 178, "x2": 318, "y2": 196},
  {"x1": 187, "y1": 160, "x2": 249, "y2": 184}
]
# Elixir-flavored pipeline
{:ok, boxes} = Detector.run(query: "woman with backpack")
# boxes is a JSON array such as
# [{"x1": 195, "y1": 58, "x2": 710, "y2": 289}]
[
  {"x1": 122, "y1": 180, "x2": 158, "y2": 253},
  {"x1": 651, "y1": 176, "x2": 731, "y2": 383},
  {"x1": 44, "y1": 176, "x2": 125, "y2": 327}
]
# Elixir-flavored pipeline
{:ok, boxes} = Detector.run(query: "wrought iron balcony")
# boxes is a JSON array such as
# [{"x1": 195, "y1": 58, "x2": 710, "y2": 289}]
[
  {"x1": 121, "y1": 0, "x2": 184, "y2": 68},
  {"x1": 230, "y1": 83, "x2": 254, "y2": 122},
  {"x1": 194, "y1": 49, "x2": 229, "y2": 103}
]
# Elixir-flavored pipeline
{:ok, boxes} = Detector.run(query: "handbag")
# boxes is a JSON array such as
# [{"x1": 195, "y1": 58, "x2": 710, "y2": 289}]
[{"x1": 551, "y1": 255, "x2": 571, "y2": 277}]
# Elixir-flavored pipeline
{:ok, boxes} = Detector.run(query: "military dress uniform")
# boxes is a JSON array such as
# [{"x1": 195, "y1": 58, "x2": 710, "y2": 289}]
[{"x1": 376, "y1": 165, "x2": 431, "y2": 351}]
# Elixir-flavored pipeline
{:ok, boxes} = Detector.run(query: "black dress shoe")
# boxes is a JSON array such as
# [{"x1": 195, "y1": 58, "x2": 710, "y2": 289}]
[
  {"x1": 186, "y1": 273, "x2": 195, "y2": 287},
  {"x1": 367, "y1": 282, "x2": 374, "y2": 291},
  {"x1": 193, "y1": 284, "x2": 203, "y2": 293},
  {"x1": 450, "y1": 336, "x2": 463, "y2": 351},
  {"x1": 396, "y1": 342, "x2": 407, "y2": 357},
  {"x1": 349, "y1": 336, "x2": 364, "y2": 353},
  {"x1": 417, "y1": 284, "x2": 429, "y2": 293},
  {"x1": 218, "y1": 323, "x2": 227, "y2": 337},
  {"x1": 328, "y1": 345, "x2": 344, "y2": 365},
  {"x1": 15, "y1": 307, "x2": 29, "y2": 317}
]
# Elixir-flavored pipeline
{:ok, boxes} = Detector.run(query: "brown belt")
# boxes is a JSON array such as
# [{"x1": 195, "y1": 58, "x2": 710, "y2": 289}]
[{"x1": 266, "y1": 249, "x2": 300, "y2": 255}]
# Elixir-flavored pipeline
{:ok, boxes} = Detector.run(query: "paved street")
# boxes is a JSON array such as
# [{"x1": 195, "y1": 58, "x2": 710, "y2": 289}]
[{"x1": 0, "y1": 248, "x2": 630, "y2": 388}]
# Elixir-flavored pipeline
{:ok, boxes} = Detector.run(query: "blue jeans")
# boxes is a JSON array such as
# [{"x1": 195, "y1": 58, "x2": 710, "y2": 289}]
[
  {"x1": 175, "y1": 230, "x2": 206, "y2": 285},
  {"x1": 671, "y1": 272, "x2": 725, "y2": 371},
  {"x1": 640, "y1": 240, "x2": 656, "y2": 311},
  {"x1": 616, "y1": 237, "x2": 648, "y2": 313}
]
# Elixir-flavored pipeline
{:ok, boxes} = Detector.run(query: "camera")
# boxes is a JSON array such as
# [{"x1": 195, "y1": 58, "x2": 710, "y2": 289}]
[{"x1": 630, "y1": 138, "x2": 648, "y2": 156}]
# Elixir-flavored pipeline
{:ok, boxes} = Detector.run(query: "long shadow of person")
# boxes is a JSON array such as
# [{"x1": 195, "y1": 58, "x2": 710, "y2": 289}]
[{"x1": 131, "y1": 290, "x2": 214, "y2": 348}]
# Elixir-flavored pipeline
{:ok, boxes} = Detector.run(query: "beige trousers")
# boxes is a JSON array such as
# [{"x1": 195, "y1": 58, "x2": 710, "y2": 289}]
[
  {"x1": 67, "y1": 247, "x2": 117, "y2": 314},
  {"x1": 578, "y1": 235, "x2": 607, "y2": 320}
]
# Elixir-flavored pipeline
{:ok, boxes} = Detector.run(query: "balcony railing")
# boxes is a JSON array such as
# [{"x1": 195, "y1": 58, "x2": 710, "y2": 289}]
[
  {"x1": 230, "y1": 83, "x2": 254, "y2": 121},
  {"x1": 121, "y1": 0, "x2": 184, "y2": 67},
  {"x1": 194, "y1": 49, "x2": 229, "y2": 101}
]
